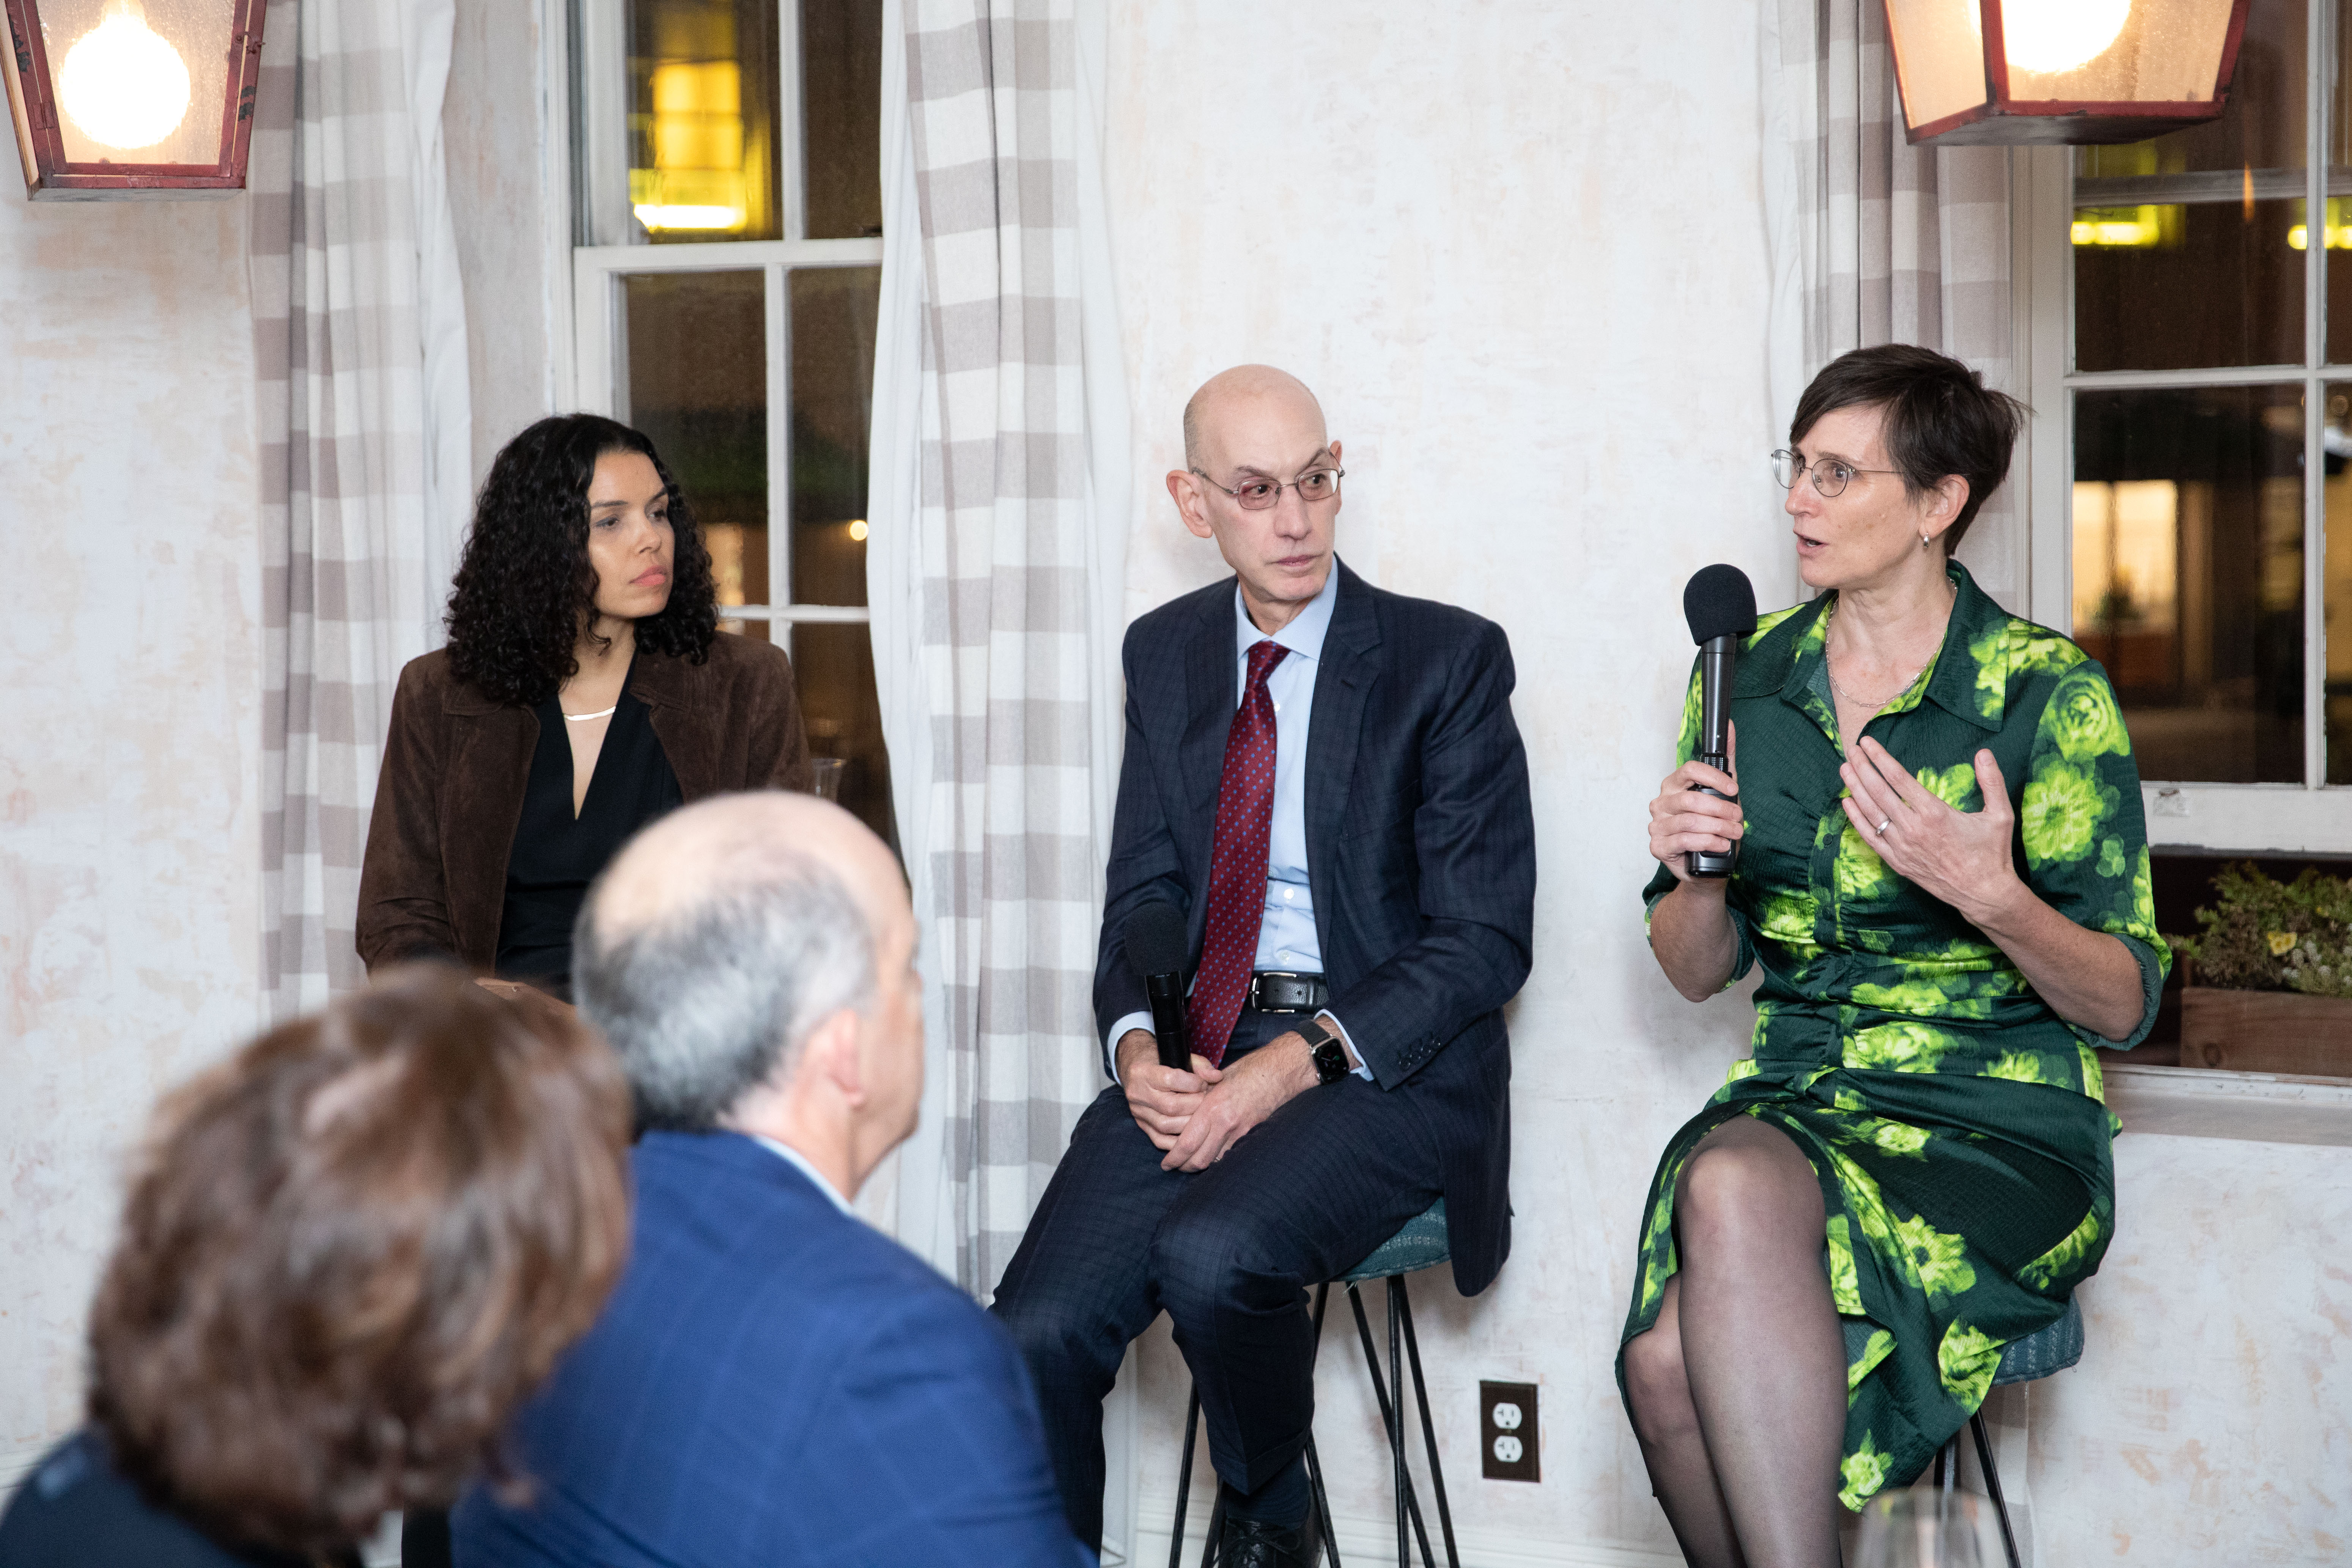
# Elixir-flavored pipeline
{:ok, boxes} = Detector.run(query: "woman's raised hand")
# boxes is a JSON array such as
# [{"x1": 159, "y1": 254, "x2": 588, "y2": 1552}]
[
  {"x1": 1647, "y1": 722, "x2": 1742, "y2": 884},
  {"x1": 1838, "y1": 738, "x2": 2017, "y2": 923}
]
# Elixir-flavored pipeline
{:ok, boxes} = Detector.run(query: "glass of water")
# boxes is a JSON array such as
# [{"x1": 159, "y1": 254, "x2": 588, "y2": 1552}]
[{"x1": 1853, "y1": 1489, "x2": 2005, "y2": 1568}]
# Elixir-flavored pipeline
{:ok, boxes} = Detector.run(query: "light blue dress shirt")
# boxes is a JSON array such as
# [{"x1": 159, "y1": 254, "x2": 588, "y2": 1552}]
[
  {"x1": 1108, "y1": 569, "x2": 1365, "y2": 1080},
  {"x1": 752, "y1": 1133, "x2": 856, "y2": 1215}
]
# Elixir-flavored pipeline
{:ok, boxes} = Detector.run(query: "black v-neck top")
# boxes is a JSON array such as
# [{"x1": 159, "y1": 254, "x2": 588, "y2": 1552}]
[{"x1": 495, "y1": 665, "x2": 683, "y2": 1000}]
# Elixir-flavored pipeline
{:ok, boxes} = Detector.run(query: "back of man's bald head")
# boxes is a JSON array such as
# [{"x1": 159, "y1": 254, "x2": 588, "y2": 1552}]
[
  {"x1": 1182, "y1": 365, "x2": 1327, "y2": 468},
  {"x1": 576, "y1": 794, "x2": 898, "y2": 1130}
]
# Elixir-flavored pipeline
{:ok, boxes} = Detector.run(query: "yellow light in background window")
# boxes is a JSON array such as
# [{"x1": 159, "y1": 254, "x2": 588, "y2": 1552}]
[
  {"x1": 2073, "y1": 480, "x2": 2179, "y2": 633},
  {"x1": 705, "y1": 523, "x2": 748, "y2": 607},
  {"x1": 2071, "y1": 205, "x2": 2176, "y2": 248},
  {"x1": 846, "y1": 519, "x2": 868, "y2": 542},
  {"x1": 2289, "y1": 198, "x2": 2352, "y2": 250},
  {"x1": 633, "y1": 60, "x2": 749, "y2": 234}
]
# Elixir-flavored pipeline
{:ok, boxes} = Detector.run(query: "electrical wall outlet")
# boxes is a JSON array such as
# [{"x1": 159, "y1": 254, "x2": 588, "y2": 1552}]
[{"x1": 1479, "y1": 1380, "x2": 1539, "y2": 1482}]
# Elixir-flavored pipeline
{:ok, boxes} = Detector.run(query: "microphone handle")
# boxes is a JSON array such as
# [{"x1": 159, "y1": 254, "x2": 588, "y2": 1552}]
[
  {"x1": 1685, "y1": 758, "x2": 1738, "y2": 879},
  {"x1": 1687, "y1": 626, "x2": 1740, "y2": 881},
  {"x1": 1145, "y1": 972, "x2": 1189, "y2": 1070},
  {"x1": 1696, "y1": 634, "x2": 1736, "y2": 757}
]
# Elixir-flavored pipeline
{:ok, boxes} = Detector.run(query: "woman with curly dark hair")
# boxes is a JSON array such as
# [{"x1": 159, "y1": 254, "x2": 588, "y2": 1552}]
[
  {"x1": 356, "y1": 414, "x2": 810, "y2": 1003},
  {"x1": 0, "y1": 963, "x2": 632, "y2": 1568}
]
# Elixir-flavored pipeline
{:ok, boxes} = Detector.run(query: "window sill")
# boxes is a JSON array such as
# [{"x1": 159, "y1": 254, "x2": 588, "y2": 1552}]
[
  {"x1": 2141, "y1": 783, "x2": 2352, "y2": 856},
  {"x1": 2106, "y1": 1062, "x2": 2352, "y2": 1147}
]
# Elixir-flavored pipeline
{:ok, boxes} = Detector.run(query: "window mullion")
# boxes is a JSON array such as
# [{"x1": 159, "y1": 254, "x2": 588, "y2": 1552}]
[
  {"x1": 778, "y1": 0, "x2": 807, "y2": 244},
  {"x1": 2307, "y1": 0, "x2": 2332, "y2": 790},
  {"x1": 575, "y1": 0, "x2": 632, "y2": 247},
  {"x1": 767, "y1": 263, "x2": 793, "y2": 619}
]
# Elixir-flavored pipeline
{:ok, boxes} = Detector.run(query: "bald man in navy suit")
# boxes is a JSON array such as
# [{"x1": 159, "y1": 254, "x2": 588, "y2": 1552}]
[{"x1": 993, "y1": 366, "x2": 1537, "y2": 1568}]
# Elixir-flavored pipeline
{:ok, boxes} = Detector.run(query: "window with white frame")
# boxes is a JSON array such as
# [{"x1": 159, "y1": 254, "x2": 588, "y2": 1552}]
[
  {"x1": 2026, "y1": 0, "x2": 2352, "y2": 855},
  {"x1": 570, "y1": 0, "x2": 893, "y2": 846}
]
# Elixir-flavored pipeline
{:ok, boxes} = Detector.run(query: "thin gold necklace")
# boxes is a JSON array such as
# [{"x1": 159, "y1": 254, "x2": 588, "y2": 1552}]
[{"x1": 1822, "y1": 593, "x2": 1948, "y2": 709}]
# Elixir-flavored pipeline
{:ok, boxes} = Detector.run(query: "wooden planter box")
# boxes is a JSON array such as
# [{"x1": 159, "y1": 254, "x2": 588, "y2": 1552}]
[{"x1": 2178, "y1": 985, "x2": 2352, "y2": 1076}]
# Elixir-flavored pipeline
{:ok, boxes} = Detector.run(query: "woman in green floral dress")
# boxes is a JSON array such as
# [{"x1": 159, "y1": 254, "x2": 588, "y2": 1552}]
[{"x1": 1622, "y1": 345, "x2": 2167, "y2": 1568}]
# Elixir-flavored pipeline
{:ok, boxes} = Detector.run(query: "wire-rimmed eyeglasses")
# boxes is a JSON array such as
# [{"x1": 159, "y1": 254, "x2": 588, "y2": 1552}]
[
  {"x1": 1190, "y1": 466, "x2": 1345, "y2": 510},
  {"x1": 1771, "y1": 449, "x2": 1899, "y2": 499}
]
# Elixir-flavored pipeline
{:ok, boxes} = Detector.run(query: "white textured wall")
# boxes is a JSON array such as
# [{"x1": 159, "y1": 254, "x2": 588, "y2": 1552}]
[
  {"x1": 1107, "y1": 2, "x2": 1780, "y2": 1560},
  {"x1": 1103, "y1": 5, "x2": 2352, "y2": 1566},
  {"x1": 0, "y1": 193, "x2": 263, "y2": 1477}
]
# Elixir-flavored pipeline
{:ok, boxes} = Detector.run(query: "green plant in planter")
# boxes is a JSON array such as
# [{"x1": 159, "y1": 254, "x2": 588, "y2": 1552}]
[{"x1": 2174, "y1": 862, "x2": 2352, "y2": 999}]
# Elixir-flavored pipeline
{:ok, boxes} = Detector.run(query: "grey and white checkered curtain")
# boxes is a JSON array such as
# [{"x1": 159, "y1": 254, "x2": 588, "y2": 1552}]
[
  {"x1": 870, "y1": 0, "x2": 1130, "y2": 1295},
  {"x1": 1765, "y1": 0, "x2": 2021, "y2": 596},
  {"x1": 249, "y1": 0, "x2": 471, "y2": 1019}
]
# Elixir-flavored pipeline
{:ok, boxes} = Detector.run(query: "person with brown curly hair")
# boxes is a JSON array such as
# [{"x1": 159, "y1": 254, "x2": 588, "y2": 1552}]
[
  {"x1": 0, "y1": 964, "x2": 632, "y2": 1568},
  {"x1": 357, "y1": 414, "x2": 811, "y2": 1003}
]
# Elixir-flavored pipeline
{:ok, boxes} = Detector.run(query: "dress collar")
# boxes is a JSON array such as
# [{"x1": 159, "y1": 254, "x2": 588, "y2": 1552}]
[{"x1": 1756, "y1": 562, "x2": 2012, "y2": 739}]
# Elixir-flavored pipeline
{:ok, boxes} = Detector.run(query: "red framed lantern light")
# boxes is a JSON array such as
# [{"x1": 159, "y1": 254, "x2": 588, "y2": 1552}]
[
  {"x1": 2, "y1": 0, "x2": 266, "y2": 198},
  {"x1": 1884, "y1": 0, "x2": 2252, "y2": 145}
]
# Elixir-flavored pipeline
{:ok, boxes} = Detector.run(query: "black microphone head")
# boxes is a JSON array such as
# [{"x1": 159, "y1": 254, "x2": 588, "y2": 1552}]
[
  {"x1": 1684, "y1": 564, "x2": 1758, "y2": 645},
  {"x1": 1124, "y1": 901, "x2": 1189, "y2": 979}
]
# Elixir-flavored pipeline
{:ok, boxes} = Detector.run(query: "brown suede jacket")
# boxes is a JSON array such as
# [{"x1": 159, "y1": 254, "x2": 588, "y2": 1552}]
[{"x1": 355, "y1": 632, "x2": 811, "y2": 973}]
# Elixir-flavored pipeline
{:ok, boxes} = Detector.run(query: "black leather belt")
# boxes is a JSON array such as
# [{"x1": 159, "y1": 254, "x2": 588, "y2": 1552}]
[{"x1": 1248, "y1": 971, "x2": 1328, "y2": 1013}]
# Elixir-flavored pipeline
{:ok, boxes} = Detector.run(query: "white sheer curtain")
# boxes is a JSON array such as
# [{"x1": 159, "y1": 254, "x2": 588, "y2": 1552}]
[
  {"x1": 867, "y1": 0, "x2": 1131, "y2": 1292},
  {"x1": 249, "y1": 0, "x2": 472, "y2": 1018}
]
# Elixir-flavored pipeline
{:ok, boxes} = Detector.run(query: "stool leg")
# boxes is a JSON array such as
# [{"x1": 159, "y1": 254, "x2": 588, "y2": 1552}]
[
  {"x1": 1394, "y1": 1277, "x2": 1459, "y2": 1568},
  {"x1": 1304, "y1": 1432, "x2": 1341, "y2": 1568},
  {"x1": 1348, "y1": 1284, "x2": 1438, "y2": 1567},
  {"x1": 1390, "y1": 1283, "x2": 1407, "y2": 1568},
  {"x1": 1199, "y1": 1492, "x2": 1226, "y2": 1568},
  {"x1": 1172, "y1": 1384, "x2": 1200, "y2": 1568},
  {"x1": 1969, "y1": 1412, "x2": 2023, "y2": 1568},
  {"x1": 1306, "y1": 1282, "x2": 1342, "y2": 1566}
]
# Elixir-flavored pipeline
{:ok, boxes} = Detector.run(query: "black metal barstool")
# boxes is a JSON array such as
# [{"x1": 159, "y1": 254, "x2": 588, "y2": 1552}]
[
  {"x1": 1169, "y1": 1198, "x2": 1459, "y2": 1568},
  {"x1": 1929, "y1": 1295, "x2": 2084, "y2": 1568}
]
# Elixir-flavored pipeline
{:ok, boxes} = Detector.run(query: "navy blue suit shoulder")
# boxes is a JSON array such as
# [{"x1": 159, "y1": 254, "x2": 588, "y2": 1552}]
[{"x1": 452, "y1": 1132, "x2": 1090, "y2": 1568}]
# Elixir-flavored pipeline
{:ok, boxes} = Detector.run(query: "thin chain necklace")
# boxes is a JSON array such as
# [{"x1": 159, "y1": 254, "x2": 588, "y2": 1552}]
[{"x1": 1822, "y1": 591, "x2": 1950, "y2": 710}]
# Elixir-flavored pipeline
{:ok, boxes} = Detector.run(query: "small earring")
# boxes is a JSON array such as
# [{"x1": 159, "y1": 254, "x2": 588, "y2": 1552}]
[{"x1": 1920, "y1": 532, "x2": 1931, "y2": 547}]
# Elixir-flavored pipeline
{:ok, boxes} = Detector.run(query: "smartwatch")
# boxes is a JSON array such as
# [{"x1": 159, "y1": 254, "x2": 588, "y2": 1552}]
[{"x1": 1298, "y1": 1016, "x2": 1351, "y2": 1085}]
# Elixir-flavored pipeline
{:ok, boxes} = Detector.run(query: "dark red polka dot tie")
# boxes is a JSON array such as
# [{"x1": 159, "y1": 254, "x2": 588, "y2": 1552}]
[{"x1": 1190, "y1": 639, "x2": 1289, "y2": 1066}]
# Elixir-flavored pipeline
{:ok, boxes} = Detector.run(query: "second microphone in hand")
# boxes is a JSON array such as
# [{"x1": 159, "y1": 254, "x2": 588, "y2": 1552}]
[
  {"x1": 1123, "y1": 902, "x2": 1192, "y2": 1071},
  {"x1": 1682, "y1": 563, "x2": 1757, "y2": 879}
]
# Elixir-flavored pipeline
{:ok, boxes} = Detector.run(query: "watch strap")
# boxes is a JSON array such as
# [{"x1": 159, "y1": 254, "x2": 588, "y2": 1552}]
[{"x1": 1298, "y1": 1016, "x2": 1348, "y2": 1085}]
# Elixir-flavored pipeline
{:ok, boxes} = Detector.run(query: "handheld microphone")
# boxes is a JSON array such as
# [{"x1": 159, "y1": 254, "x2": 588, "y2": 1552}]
[
  {"x1": 1124, "y1": 902, "x2": 1192, "y2": 1071},
  {"x1": 1682, "y1": 564, "x2": 1757, "y2": 880}
]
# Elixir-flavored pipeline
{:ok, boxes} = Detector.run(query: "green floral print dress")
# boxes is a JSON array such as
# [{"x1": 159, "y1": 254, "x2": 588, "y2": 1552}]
[{"x1": 1619, "y1": 562, "x2": 2168, "y2": 1509}]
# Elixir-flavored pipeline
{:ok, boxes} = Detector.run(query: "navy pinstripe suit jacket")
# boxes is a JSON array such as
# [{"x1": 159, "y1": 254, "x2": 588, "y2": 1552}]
[
  {"x1": 450, "y1": 1132, "x2": 1091, "y2": 1568},
  {"x1": 1093, "y1": 558, "x2": 1536, "y2": 1296}
]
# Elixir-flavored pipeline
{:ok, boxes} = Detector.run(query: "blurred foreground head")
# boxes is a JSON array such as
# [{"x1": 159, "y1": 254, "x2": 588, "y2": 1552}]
[
  {"x1": 86, "y1": 965, "x2": 632, "y2": 1557},
  {"x1": 574, "y1": 791, "x2": 922, "y2": 1188}
]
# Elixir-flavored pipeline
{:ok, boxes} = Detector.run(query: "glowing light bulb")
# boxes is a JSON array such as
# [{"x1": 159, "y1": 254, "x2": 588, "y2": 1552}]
[
  {"x1": 846, "y1": 519, "x2": 869, "y2": 542},
  {"x1": 57, "y1": 0, "x2": 192, "y2": 151},
  {"x1": 1996, "y1": 0, "x2": 2133, "y2": 75}
]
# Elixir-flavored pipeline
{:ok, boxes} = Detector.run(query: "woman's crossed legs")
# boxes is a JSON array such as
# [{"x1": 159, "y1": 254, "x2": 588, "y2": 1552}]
[{"x1": 1622, "y1": 1116, "x2": 1848, "y2": 1568}]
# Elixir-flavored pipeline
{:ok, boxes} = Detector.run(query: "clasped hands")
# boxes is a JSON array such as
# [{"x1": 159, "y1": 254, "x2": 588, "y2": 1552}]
[{"x1": 1117, "y1": 1027, "x2": 1320, "y2": 1173}]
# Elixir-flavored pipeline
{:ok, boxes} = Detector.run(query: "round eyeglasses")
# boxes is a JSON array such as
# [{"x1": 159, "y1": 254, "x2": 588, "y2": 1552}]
[
  {"x1": 1191, "y1": 466, "x2": 1344, "y2": 510},
  {"x1": 1771, "y1": 448, "x2": 1899, "y2": 499}
]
